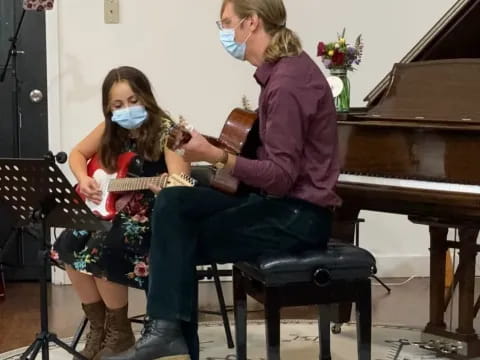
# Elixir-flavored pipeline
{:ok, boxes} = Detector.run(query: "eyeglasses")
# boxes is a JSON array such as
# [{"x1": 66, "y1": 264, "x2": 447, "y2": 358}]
[
  {"x1": 216, "y1": 17, "x2": 245, "y2": 31},
  {"x1": 215, "y1": 20, "x2": 224, "y2": 30}
]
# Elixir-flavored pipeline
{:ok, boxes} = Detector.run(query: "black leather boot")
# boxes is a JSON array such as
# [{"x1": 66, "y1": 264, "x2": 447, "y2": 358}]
[{"x1": 100, "y1": 319, "x2": 190, "y2": 360}]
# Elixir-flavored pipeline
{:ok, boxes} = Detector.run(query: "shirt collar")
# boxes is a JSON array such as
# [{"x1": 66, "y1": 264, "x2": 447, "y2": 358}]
[
  {"x1": 254, "y1": 52, "x2": 306, "y2": 86},
  {"x1": 254, "y1": 61, "x2": 276, "y2": 87}
]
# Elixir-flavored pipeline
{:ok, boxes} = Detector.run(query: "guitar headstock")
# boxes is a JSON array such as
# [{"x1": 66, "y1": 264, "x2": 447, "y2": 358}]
[
  {"x1": 241, "y1": 95, "x2": 252, "y2": 111},
  {"x1": 166, "y1": 173, "x2": 197, "y2": 188},
  {"x1": 167, "y1": 119, "x2": 193, "y2": 151}
]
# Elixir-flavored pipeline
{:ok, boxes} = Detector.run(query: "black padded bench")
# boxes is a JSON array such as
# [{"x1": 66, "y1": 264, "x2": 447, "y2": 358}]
[{"x1": 233, "y1": 241, "x2": 376, "y2": 360}]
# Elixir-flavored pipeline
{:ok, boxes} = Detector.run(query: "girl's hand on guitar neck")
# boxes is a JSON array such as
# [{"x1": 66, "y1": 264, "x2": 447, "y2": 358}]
[
  {"x1": 180, "y1": 130, "x2": 223, "y2": 164},
  {"x1": 78, "y1": 176, "x2": 102, "y2": 205},
  {"x1": 148, "y1": 172, "x2": 169, "y2": 196},
  {"x1": 148, "y1": 183, "x2": 161, "y2": 196}
]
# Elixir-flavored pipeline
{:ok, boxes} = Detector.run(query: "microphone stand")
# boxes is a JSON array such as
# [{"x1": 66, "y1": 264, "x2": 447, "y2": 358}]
[
  {"x1": 0, "y1": 8, "x2": 26, "y2": 157},
  {"x1": 0, "y1": 8, "x2": 28, "y2": 278}
]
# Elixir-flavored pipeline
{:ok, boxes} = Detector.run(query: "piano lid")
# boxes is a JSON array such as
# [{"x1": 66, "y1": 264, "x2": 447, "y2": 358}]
[
  {"x1": 365, "y1": 0, "x2": 480, "y2": 106},
  {"x1": 364, "y1": 59, "x2": 480, "y2": 123}
]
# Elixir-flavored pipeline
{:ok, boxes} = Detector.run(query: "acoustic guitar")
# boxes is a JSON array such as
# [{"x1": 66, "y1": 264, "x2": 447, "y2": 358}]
[
  {"x1": 167, "y1": 108, "x2": 259, "y2": 194},
  {"x1": 76, "y1": 152, "x2": 196, "y2": 220}
]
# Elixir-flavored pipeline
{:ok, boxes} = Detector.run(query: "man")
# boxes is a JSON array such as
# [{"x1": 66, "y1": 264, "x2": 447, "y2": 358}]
[{"x1": 103, "y1": 0, "x2": 340, "y2": 359}]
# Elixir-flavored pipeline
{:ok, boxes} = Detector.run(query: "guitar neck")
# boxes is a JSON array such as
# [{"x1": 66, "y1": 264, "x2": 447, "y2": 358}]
[{"x1": 108, "y1": 176, "x2": 166, "y2": 192}]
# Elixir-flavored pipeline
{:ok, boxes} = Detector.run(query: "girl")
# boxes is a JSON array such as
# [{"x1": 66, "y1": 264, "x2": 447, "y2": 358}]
[{"x1": 53, "y1": 66, "x2": 189, "y2": 360}]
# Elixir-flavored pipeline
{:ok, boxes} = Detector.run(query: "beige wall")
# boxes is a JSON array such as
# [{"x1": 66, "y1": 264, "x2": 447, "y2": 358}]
[{"x1": 46, "y1": 0, "x2": 460, "y2": 278}]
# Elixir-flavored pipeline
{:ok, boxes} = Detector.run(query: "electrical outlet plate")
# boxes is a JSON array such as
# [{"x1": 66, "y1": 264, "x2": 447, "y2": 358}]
[{"x1": 104, "y1": 0, "x2": 119, "y2": 24}]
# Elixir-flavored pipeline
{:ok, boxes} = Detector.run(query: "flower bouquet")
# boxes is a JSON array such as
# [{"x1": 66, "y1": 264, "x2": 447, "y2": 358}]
[{"x1": 317, "y1": 29, "x2": 364, "y2": 111}]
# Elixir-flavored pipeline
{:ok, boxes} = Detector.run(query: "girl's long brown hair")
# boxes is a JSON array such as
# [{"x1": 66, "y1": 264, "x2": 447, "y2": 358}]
[{"x1": 99, "y1": 66, "x2": 174, "y2": 173}]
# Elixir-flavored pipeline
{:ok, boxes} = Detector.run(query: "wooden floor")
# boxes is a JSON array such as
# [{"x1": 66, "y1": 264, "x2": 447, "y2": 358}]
[{"x1": 1, "y1": 277, "x2": 480, "y2": 354}]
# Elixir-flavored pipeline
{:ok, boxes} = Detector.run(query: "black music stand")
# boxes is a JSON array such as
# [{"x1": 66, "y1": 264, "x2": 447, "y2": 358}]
[{"x1": 0, "y1": 151, "x2": 111, "y2": 360}]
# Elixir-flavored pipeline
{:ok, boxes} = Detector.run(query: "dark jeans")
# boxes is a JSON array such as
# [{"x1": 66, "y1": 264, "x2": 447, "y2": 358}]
[{"x1": 147, "y1": 186, "x2": 332, "y2": 359}]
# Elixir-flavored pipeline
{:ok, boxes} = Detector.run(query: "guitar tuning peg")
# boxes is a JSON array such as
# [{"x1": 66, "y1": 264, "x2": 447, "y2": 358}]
[{"x1": 241, "y1": 95, "x2": 252, "y2": 110}]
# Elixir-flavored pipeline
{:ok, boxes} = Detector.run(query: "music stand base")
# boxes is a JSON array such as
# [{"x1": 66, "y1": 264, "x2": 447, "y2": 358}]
[
  {"x1": 18, "y1": 246, "x2": 88, "y2": 360},
  {"x1": 20, "y1": 332, "x2": 87, "y2": 360},
  {"x1": 0, "y1": 153, "x2": 110, "y2": 360}
]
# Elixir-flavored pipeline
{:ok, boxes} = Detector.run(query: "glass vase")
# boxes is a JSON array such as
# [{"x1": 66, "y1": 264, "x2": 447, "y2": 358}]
[{"x1": 329, "y1": 67, "x2": 350, "y2": 112}]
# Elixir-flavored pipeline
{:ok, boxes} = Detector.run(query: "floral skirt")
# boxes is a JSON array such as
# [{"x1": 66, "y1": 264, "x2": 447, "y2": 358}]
[{"x1": 52, "y1": 192, "x2": 153, "y2": 289}]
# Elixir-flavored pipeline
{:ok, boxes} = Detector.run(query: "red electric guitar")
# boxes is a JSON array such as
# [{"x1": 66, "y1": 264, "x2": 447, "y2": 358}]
[
  {"x1": 167, "y1": 108, "x2": 259, "y2": 194},
  {"x1": 76, "y1": 152, "x2": 196, "y2": 220}
]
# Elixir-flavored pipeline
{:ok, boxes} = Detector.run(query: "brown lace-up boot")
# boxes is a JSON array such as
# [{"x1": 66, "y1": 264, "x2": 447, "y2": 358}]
[
  {"x1": 75, "y1": 301, "x2": 106, "y2": 360},
  {"x1": 93, "y1": 304, "x2": 135, "y2": 360}
]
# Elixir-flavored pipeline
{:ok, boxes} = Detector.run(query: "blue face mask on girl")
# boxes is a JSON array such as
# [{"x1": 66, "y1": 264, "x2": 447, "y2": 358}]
[
  {"x1": 219, "y1": 18, "x2": 251, "y2": 61},
  {"x1": 111, "y1": 105, "x2": 148, "y2": 129}
]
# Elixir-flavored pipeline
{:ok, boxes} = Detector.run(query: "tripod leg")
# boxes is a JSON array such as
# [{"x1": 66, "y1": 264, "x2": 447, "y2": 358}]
[
  {"x1": 42, "y1": 336, "x2": 49, "y2": 360},
  {"x1": 51, "y1": 335, "x2": 89, "y2": 360},
  {"x1": 19, "y1": 339, "x2": 39, "y2": 360},
  {"x1": 30, "y1": 341, "x2": 43, "y2": 360},
  {"x1": 20, "y1": 338, "x2": 42, "y2": 360},
  {"x1": 372, "y1": 275, "x2": 391, "y2": 293}
]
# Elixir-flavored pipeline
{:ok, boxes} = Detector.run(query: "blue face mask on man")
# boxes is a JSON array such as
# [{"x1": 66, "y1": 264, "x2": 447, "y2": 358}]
[
  {"x1": 111, "y1": 105, "x2": 148, "y2": 130},
  {"x1": 219, "y1": 18, "x2": 251, "y2": 61}
]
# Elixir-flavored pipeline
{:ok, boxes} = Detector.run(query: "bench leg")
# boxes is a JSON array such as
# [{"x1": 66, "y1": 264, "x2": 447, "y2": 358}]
[
  {"x1": 233, "y1": 267, "x2": 247, "y2": 360},
  {"x1": 330, "y1": 302, "x2": 352, "y2": 328},
  {"x1": 265, "y1": 288, "x2": 280, "y2": 360},
  {"x1": 71, "y1": 315, "x2": 88, "y2": 350},
  {"x1": 211, "y1": 263, "x2": 234, "y2": 348},
  {"x1": 318, "y1": 305, "x2": 331, "y2": 360},
  {"x1": 356, "y1": 280, "x2": 372, "y2": 360}
]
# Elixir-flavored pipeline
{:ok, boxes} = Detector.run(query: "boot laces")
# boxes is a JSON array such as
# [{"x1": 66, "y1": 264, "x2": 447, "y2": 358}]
[
  {"x1": 102, "y1": 312, "x2": 119, "y2": 347},
  {"x1": 138, "y1": 319, "x2": 154, "y2": 346}
]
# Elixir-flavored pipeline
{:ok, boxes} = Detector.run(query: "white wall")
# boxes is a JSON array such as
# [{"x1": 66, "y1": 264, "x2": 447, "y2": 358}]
[{"x1": 46, "y1": 0, "x2": 459, "y2": 278}]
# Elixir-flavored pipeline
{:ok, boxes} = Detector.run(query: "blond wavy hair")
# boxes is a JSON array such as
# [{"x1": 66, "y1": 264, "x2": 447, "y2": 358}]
[{"x1": 221, "y1": 0, "x2": 302, "y2": 62}]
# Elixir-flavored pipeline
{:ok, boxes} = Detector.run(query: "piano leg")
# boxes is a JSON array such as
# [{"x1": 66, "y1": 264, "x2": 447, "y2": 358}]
[
  {"x1": 457, "y1": 227, "x2": 478, "y2": 337},
  {"x1": 422, "y1": 223, "x2": 480, "y2": 358},
  {"x1": 426, "y1": 225, "x2": 448, "y2": 331},
  {"x1": 331, "y1": 206, "x2": 359, "y2": 244}
]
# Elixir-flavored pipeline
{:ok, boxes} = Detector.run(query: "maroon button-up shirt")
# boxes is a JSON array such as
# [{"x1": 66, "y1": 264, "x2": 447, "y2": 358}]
[{"x1": 232, "y1": 51, "x2": 341, "y2": 208}]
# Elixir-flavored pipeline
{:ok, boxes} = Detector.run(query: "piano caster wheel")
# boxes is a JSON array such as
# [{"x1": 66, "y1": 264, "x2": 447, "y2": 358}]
[{"x1": 331, "y1": 323, "x2": 342, "y2": 334}]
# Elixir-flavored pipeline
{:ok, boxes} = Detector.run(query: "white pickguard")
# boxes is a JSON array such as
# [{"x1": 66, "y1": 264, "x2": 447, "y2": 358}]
[{"x1": 85, "y1": 168, "x2": 117, "y2": 218}]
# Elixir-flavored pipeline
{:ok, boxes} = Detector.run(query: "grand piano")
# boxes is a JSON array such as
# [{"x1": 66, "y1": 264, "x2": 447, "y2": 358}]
[{"x1": 332, "y1": 0, "x2": 480, "y2": 357}]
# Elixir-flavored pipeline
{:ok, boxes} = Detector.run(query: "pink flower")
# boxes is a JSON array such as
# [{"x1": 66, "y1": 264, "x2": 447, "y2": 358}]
[
  {"x1": 134, "y1": 262, "x2": 149, "y2": 277},
  {"x1": 50, "y1": 250, "x2": 59, "y2": 261},
  {"x1": 132, "y1": 214, "x2": 149, "y2": 223},
  {"x1": 317, "y1": 42, "x2": 326, "y2": 56}
]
